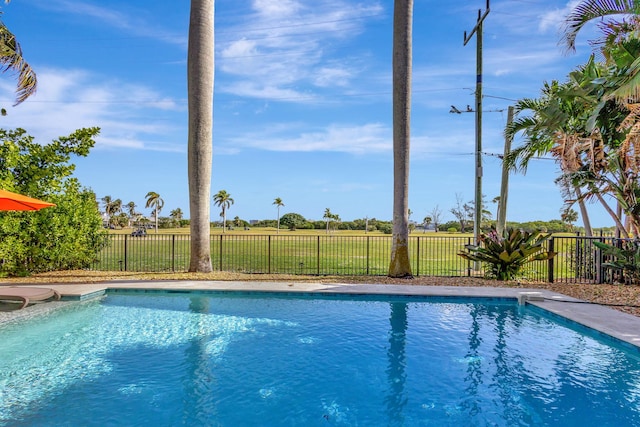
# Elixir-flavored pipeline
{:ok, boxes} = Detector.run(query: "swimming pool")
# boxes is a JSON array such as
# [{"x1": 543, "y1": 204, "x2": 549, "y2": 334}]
[{"x1": 1, "y1": 291, "x2": 639, "y2": 426}]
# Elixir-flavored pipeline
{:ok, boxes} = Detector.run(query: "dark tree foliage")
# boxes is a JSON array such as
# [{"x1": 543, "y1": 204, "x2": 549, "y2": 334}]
[
  {"x1": 0, "y1": 127, "x2": 108, "y2": 276},
  {"x1": 279, "y1": 212, "x2": 307, "y2": 230}
]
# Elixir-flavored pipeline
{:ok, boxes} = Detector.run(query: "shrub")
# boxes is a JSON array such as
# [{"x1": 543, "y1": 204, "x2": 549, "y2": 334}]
[
  {"x1": 458, "y1": 228, "x2": 556, "y2": 280},
  {"x1": 378, "y1": 223, "x2": 393, "y2": 234},
  {"x1": 0, "y1": 128, "x2": 108, "y2": 276},
  {"x1": 593, "y1": 240, "x2": 640, "y2": 284}
]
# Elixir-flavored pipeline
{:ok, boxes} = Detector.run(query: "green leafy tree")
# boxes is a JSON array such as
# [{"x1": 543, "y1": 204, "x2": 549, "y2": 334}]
[
  {"x1": 213, "y1": 189, "x2": 234, "y2": 232},
  {"x1": 0, "y1": 127, "x2": 107, "y2": 276},
  {"x1": 280, "y1": 212, "x2": 306, "y2": 231},
  {"x1": 145, "y1": 191, "x2": 164, "y2": 233}
]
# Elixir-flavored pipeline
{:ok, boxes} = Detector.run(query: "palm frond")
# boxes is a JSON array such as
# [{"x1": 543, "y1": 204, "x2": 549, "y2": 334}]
[
  {"x1": 0, "y1": 23, "x2": 36, "y2": 105},
  {"x1": 562, "y1": 0, "x2": 637, "y2": 52}
]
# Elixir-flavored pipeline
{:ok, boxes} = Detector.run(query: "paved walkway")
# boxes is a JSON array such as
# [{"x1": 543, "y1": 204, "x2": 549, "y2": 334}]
[{"x1": 2, "y1": 281, "x2": 640, "y2": 349}]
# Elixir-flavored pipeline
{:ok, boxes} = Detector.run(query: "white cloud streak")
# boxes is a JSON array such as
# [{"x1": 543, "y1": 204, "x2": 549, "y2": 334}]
[
  {"x1": 217, "y1": 0, "x2": 385, "y2": 102},
  {"x1": 1, "y1": 68, "x2": 185, "y2": 152}
]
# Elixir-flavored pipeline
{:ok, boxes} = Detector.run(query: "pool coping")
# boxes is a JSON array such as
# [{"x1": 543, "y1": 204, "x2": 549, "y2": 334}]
[{"x1": 2, "y1": 280, "x2": 640, "y2": 349}]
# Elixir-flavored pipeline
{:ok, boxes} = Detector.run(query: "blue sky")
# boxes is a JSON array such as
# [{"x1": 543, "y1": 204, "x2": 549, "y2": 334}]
[{"x1": 0, "y1": 0, "x2": 612, "y2": 226}]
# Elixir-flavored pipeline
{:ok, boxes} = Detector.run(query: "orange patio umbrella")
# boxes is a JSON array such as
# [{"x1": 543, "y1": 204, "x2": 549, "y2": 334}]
[{"x1": 0, "y1": 189, "x2": 56, "y2": 211}]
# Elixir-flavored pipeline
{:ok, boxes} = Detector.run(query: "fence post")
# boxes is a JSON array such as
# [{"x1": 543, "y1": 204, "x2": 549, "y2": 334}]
[
  {"x1": 366, "y1": 236, "x2": 370, "y2": 275},
  {"x1": 219, "y1": 234, "x2": 223, "y2": 271},
  {"x1": 124, "y1": 234, "x2": 128, "y2": 272},
  {"x1": 466, "y1": 237, "x2": 471, "y2": 277},
  {"x1": 171, "y1": 234, "x2": 175, "y2": 272},
  {"x1": 268, "y1": 235, "x2": 271, "y2": 274},
  {"x1": 415, "y1": 236, "x2": 420, "y2": 277},
  {"x1": 317, "y1": 235, "x2": 321, "y2": 275},
  {"x1": 548, "y1": 237, "x2": 555, "y2": 283},
  {"x1": 596, "y1": 236, "x2": 604, "y2": 284}
]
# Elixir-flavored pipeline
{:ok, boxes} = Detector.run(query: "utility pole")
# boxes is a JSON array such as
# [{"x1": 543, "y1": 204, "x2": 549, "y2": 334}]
[
  {"x1": 464, "y1": 0, "x2": 490, "y2": 250},
  {"x1": 496, "y1": 105, "x2": 513, "y2": 235}
]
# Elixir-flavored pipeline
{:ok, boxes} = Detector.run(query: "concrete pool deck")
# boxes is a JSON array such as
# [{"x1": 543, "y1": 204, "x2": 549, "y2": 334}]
[{"x1": 2, "y1": 281, "x2": 640, "y2": 350}]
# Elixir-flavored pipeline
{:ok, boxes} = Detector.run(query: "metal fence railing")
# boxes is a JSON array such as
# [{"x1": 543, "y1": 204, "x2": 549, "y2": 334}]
[{"x1": 89, "y1": 234, "x2": 630, "y2": 283}]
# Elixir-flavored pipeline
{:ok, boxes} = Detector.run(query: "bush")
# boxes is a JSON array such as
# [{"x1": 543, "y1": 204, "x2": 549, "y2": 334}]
[
  {"x1": 439, "y1": 221, "x2": 460, "y2": 232},
  {"x1": 458, "y1": 228, "x2": 556, "y2": 280},
  {"x1": 594, "y1": 240, "x2": 640, "y2": 284},
  {"x1": 0, "y1": 127, "x2": 108, "y2": 275},
  {"x1": 447, "y1": 227, "x2": 458, "y2": 233},
  {"x1": 377, "y1": 223, "x2": 392, "y2": 234}
]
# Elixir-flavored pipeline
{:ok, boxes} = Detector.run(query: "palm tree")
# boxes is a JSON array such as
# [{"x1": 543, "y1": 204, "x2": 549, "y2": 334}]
[
  {"x1": 504, "y1": 80, "x2": 595, "y2": 236},
  {"x1": 170, "y1": 208, "x2": 184, "y2": 227},
  {"x1": 145, "y1": 191, "x2": 164, "y2": 233},
  {"x1": 187, "y1": 0, "x2": 214, "y2": 272},
  {"x1": 0, "y1": 2, "x2": 37, "y2": 105},
  {"x1": 561, "y1": 208, "x2": 579, "y2": 231},
  {"x1": 389, "y1": 0, "x2": 413, "y2": 278},
  {"x1": 422, "y1": 216, "x2": 432, "y2": 233},
  {"x1": 562, "y1": 0, "x2": 639, "y2": 53},
  {"x1": 213, "y1": 190, "x2": 234, "y2": 232},
  {"x1": 101, "y1": 196, "x2": 122, "y2": 228},
  {"x1": 273, "y1": 197, "x2": 284, "y2": 234},
  {"x1": 323, "y1": 208, "x2": 332, "y2": 234},
  {"x1": 101, "y1": 195, "x2": 113, "y2": 226},
  {"x1": 125, "y1": 201, "x2": 137, "y2": 227},
  {"x1": 109, "y1": 199, "x2": 122, "y2": 227}
]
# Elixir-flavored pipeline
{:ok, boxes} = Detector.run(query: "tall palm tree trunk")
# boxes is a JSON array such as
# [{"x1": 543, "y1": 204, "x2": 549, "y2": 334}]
[
  {"x1": 389, "y1": 0, "x2": 413, "y2": 278},
  {"x1": 187, "y1": 0, "x2": 214, "y2": 272},
  {"x1": 574, "y1": 187, "x2": 593, "y2": 236},
  {"x1": 596, "y1": 192, "x2": 629, "y2": 238}
]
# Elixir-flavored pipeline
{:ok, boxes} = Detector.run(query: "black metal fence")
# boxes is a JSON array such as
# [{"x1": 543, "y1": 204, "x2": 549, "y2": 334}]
[{"x1": 90, "y1": 233, "x2": 627, "y2": 283}]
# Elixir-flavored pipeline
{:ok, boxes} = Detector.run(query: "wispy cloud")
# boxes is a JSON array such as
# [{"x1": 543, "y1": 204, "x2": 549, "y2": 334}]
[
  {"x1": 1, "y1": 68, "x2": 185, "y2": 152},
  {"x1": 217, "y1": 0, "x2": 385, "y2": 102},
  {"x1": 224, "y1": 122, "x2": 390, "y2": 154},
  {"x1": 29, "y1": 0, "x2": 187, "y2": 47},
  {"x1": 539, "y1": 0, "x2": 581, "y2": 33}
]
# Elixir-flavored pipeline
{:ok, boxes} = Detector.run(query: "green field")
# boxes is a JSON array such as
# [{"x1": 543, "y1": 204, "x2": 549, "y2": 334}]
[{"x1": 92, "y1": 227, "x2": 597, "y2": 282}]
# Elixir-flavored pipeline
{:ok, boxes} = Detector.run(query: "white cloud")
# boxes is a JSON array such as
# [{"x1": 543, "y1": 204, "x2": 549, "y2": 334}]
[
  {"x1": 224, "y1": 122, "x2": 390, "y2": 154},
  {"x1": 313, "y1": 66, "x2": 353, "y2": 87},
  {"x1": 217, "y1": 1, "x2": 385, "y2": 102},
  {"x1": 31, "y1": 0, "x2": 187, "y2": 47},
  {"x1": 1, "y1": 68, "x2": 185, "y2": 152},
  {"x1": 253, "y1": 0, "x2": 302, "y2": 19},
  {"x1": 539, "y1": 0, "x2": 581, "y2": 33}
]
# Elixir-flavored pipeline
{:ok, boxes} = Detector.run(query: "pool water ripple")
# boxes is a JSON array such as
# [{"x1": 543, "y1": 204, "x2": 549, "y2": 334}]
[{"x1": 1, "y1": 293, "x2": 640, "y2": 426}]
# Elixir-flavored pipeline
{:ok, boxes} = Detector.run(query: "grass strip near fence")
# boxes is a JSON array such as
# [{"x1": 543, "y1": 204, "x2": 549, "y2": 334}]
[{"x1": 92, "y1": 233, "x2": 588, "y2": 281}]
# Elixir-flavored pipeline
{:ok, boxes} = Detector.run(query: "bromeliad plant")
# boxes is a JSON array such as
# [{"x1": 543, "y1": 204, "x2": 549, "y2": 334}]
[{"x1": 458, "y1": 228, "x2": 556, "y2": 280}]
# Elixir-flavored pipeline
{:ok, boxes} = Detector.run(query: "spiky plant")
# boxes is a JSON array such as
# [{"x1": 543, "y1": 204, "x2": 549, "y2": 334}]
[{"x1": 458, "y1": 228, "x2": 556, "y2": 280}]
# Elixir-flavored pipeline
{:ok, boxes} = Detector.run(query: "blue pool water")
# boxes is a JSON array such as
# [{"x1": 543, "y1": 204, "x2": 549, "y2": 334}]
[{"x1": 1, "y1": 292, "x2": 640, "y2": 426}]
